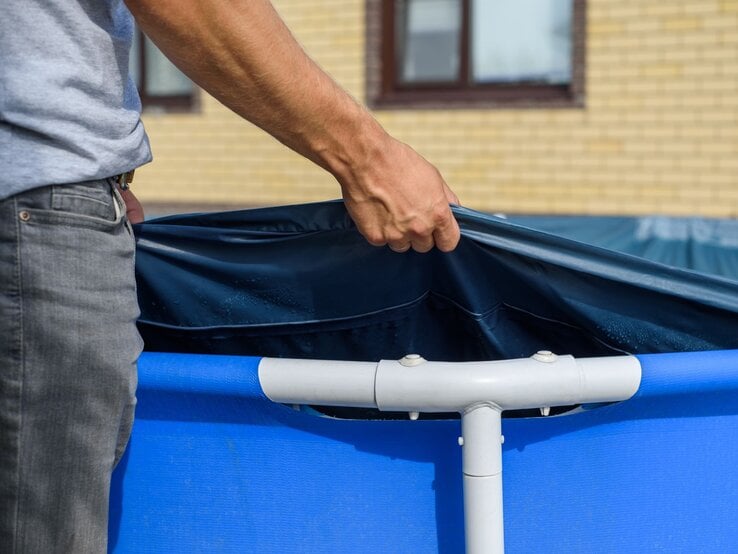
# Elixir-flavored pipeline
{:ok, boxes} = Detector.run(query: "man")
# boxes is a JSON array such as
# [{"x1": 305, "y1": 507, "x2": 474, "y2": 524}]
[{"x1": 0, "y1": 0, "x2": 460, "y2": 551}]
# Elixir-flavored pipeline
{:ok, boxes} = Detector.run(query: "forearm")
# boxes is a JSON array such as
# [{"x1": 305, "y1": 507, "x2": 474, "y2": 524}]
[
  {"x1": 125, "y1": 0, "x2": 386, "y2": 181},
  {"x1": 126, "y1": 0, "x2": 460, "y2": 252}
]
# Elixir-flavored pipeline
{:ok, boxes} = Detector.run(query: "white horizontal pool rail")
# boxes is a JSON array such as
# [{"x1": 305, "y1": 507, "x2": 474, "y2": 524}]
[{"x1": 258, "y1": 352, "x2": 642, "y2": 554}]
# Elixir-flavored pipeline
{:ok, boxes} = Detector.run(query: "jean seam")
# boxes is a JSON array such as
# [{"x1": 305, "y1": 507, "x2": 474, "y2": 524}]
[
  {"x1": 13, "y1": 196, "x2": 24, "y2": 554},
  {"x1": 22, "y1": 208, "x2": 125, "y2": 232},
  {"x1": 53, "y1": 194, "x2": 111, "y2": 207},
  {"x1": 113, "y1": 399, "x2": 136, "y2": 468}
]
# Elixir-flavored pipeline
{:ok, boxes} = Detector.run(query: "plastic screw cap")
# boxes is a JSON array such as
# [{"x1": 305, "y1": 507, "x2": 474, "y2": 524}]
[
  {"x1": 533, "y1": 350, "x2": 558, "y2": 363},
  {"x1": 400, "y1": 354, "x2": 426, "y2": 367}
]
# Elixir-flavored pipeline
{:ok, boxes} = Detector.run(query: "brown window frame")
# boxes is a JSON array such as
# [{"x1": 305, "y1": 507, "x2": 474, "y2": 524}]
[
  {"x1": 134, "y1": 30, "x2": 197, "y2": 113},
  {"x1": 366, "y1": 0, "x2": 586, "y2": 109}
]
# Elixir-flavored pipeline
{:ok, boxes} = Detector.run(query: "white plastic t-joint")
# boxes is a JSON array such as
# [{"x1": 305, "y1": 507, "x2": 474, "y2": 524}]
[{"x1": 257, "y1": 353, "x2": 642, "y2": 554}]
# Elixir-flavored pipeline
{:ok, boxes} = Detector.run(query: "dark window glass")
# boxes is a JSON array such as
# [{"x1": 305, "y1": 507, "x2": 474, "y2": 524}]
[
  {"x1": 130, "y1": 31, "x2": 196, "y2": 112},
  {"x1": 396, "y1": 0, "x2": 462, "y2": 83}
]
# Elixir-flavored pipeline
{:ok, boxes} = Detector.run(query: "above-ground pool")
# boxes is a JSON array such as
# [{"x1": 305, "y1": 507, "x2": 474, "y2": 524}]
[
  {"x1": 110, "y1": 349, "x2": 738, "y2": 553},
  {"x1": 113, "y1": 203, "x2": 738, "y2": 552}
]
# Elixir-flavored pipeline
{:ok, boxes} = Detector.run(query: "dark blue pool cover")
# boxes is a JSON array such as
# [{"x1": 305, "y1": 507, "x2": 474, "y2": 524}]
[
  {"x1": 134, "y1": 201, "x2": 738, "y2": 360},
  {"x1": 508, "y1": 214, "x2": 738, "y2": 281}
]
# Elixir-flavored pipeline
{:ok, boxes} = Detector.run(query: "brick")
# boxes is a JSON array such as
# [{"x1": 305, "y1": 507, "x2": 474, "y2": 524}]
[
  {"x1": 717, "y1": 126, "x2": 738, "y2": 138},
  {"x1": 625, "y1": 19, "x2": 663, "y2": 33},
  {"x1": 683, "y1": 2, "x2": 721, "y2": 14},
  {"x1": 683, "y1": 62, "x2": 723, "y2": 76},
  {"x1": 601, "y1": 4, "x2": 642, "y2": 19},
  {"x1": 699, "y1": 46, "x2": 737, "y2": 61},
  {"x1": 678, "y1": 126, "x2": 719, "y2": 139},
  {"x1": 697, "y1": 141, "x2": 738, "y2": 154},
  {"x1": 644, "y1": 4, "x2": 684, "y2": 17},
  {"x1": 640, "y1": 63, "x2": 683, "y2": 77},
  {"x1": 701, "y1": 14, "x2": 738, "y2": 29},
  {"x1": 623, "y1": 140, "x2": 660, "y2": 154},
  {"x1": 721, "y1": 62, "x2": 738, "y2": 76},
  {"x1": 589, "y1": 21, "x2": 625, "y2": 35},
  {"x1": 640, "y1": 33, "x2": 689, "y2": 48},
  {"x1": 663, "y1": 16, "x2": 702, "y2": 31}
]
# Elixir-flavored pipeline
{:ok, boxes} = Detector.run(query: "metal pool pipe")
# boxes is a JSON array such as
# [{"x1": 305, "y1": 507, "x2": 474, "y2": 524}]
[{"x1": 258, "y1": 352, "x2": 642, "y2": 554}]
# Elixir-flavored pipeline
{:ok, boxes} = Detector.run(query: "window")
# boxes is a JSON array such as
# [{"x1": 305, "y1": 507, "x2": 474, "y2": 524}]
[
  {"x1": 130, "y1": 31, "x2": 196, "y2": 112},
  {"x1": 367, "y1": 0, "x2": 585, "y2": 108}
]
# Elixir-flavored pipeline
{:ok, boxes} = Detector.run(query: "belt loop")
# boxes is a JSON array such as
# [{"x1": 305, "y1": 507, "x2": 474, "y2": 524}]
[{"x1": 112, "y1": 188, "x2": 123, "y2": 220}]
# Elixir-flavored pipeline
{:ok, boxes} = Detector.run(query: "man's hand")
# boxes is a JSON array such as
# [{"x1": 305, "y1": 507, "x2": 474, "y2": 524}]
[
  {"x1": 336, "y1": 137, "x2": 460, "y2": 253},
  {"x1": 125, "y1": 0, "x2": 460, "y2": 251},
  {"x1": 119, "y1": 188, "x2": 144, "y2": 224}
]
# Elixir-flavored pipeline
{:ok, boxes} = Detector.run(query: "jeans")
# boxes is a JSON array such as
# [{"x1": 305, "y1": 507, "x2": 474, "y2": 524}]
[{"x1": 0, "y1": 179, "x2": 142, "y2": 553}]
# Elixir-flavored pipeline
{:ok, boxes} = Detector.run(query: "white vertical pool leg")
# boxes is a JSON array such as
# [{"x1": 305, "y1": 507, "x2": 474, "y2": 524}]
[{"x1": 461, "y1": 404, "x2": 504, "y2": 554}]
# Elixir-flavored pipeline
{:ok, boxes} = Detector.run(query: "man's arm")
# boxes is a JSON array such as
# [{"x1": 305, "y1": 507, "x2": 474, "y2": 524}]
[{"x1": 124, "y1": 0, "x2": 460, "y2": 252}]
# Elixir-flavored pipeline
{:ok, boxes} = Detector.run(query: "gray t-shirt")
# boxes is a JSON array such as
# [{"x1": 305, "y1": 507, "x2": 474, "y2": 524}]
[{"x1": 0, "y1": 0, "x2": 152, "y2": 200}]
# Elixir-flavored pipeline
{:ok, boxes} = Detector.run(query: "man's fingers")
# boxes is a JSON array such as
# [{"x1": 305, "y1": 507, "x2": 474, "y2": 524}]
[
  {"x1": 410, "y1": 234, "x2": 434, "y2": 253},
  {"x1": 388, "y1": 242, "x2": 411, "y2": 253},
  {"x1": 432, "y1": 211, "x2": 461, "y2": 252},
  {"x1": 387, "y1": 210, "x2": 458, "y2": 253},
  {"x1": 388, "y1": 239, "x2": 434, "y2": 253},
  {"x1": 383, "y1": 204, "x2": 460, "y2": 253},
  {"x1": 443, "y1": 183, "x2": 460, "y2": 206}
]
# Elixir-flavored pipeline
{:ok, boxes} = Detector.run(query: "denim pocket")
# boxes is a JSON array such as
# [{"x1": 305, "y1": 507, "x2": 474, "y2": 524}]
[
  {"x1": 52, "y1": 181, "x2": 118, "y2": 221},
  {"x1": 26, "y1": 180, "x2": 126, "y2": 231}
]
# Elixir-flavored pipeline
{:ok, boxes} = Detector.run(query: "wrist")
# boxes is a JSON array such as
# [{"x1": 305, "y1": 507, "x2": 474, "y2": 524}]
[{"x1": 318, "y1": 113, "x2": 391, "y2": 188}]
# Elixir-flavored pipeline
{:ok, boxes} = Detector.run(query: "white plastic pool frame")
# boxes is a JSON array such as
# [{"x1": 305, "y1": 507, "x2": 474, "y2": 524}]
[{"x1": 259, "y1": 352, "x2": 642, "y2": 553}]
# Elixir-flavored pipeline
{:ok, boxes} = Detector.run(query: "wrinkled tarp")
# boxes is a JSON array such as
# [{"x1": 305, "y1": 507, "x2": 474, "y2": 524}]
[
  {"x1": 508, "y1": 215, "x2": 738, "y2": 281},
  {"x1": 134, "y1": 201, "x2": 738, "y2": 362}
]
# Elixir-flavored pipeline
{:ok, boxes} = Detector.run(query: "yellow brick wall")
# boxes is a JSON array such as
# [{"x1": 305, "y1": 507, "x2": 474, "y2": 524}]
[{"x1": 137, "y1": 0, "x2": 738, "y2": 216}]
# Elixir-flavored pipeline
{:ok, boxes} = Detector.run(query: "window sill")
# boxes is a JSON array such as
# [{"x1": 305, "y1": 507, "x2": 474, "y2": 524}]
[
  {"x1": 140, "y1": 93, "x2": 199, "y2": 115},
  {"x1": 370, "y1": 86, "x2": 585, "y2": 111}
]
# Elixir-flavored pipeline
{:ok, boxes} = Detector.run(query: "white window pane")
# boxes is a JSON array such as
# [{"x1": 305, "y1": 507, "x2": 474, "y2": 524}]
[
  {"x1": 398, "y1": 0, "x2": 461, "y2": 83},
  {"x1": 144, "y1": 37, "x2": 193, "y2": 96},
  {"x1": 472, "y1": 0, "x2": 572, "y2": 84}
]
